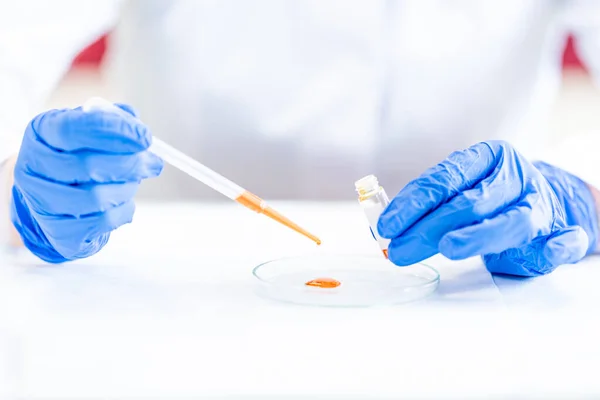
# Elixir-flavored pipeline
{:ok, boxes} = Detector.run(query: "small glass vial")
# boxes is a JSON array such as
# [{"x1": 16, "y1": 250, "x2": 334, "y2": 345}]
[{"x1": 354, "y1": 174, "x2": 391, "y2": 259}]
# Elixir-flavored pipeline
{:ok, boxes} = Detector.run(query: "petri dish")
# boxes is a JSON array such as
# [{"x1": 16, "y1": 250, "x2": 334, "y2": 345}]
[{"x1": 252, "y1": 255, "x2": 439, "y2": 307}]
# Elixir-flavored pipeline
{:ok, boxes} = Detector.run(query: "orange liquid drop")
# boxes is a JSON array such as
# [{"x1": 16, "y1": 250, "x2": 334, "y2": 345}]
[{"x1": 305, "y1": 277, "x2": 341, "y2": 288}]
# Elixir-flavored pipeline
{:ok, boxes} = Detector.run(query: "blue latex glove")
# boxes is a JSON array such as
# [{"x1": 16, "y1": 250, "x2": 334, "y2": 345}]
[
  {"x1": 11, "y1": 104, "x2": 163, "y2": 263},
  {"x1": 377, "y1": 141, "x2": 599, "y2": 276}
]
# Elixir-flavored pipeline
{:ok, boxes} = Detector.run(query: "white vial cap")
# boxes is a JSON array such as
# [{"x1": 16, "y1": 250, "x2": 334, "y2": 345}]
[{"x1": 355, "y1": 174, "x2": 379, "y2": 194}]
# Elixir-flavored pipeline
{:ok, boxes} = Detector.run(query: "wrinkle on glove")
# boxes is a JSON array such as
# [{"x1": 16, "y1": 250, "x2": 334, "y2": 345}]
[
  {"x1": 10, "y1": 105, "x2": 163, "y2": 263},
  {"x1": 377, "y1": 140, "x2": 598, "y2": 277}
]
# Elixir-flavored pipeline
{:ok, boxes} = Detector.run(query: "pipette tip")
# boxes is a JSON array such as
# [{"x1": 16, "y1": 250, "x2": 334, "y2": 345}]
[
  {"x1": 263, "y1": 205, "x2": 322, "y2": 245},
  {"x1": 236, "y1": 191, "x2": 321, "y2": 245}
]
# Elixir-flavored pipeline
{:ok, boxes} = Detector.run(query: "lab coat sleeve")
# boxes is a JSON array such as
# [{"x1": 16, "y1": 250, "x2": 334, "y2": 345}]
[{"x1": 0, "y1": 0, "x2": 122, "y2": 163}]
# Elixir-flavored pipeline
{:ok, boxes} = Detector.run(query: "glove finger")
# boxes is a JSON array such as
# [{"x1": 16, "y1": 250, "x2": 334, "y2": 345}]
[
  {"x1": 438, "y1": 197, "x2": 548, "y2": 260},
  {"x1": 19, "y1": 136, "x2": 163, "y2": 184},
  {"x1": 15, "y1": 169, "x2": 139, "y2": 217},
  {"x1": 386, "y1": 177, "x2": 517, "y2": 266},
  {"x1": 30, "y1": 108, "x2": 151, "y2": 154},
  {"x1": 378, "y1": 142, "x2": 496, "y2": 239},
  {"x1": 543, "y1": 226, "x2": 588, "y2": 266},
  {"x1": 33, "y1": 200, "x2": 136, "y2": 260}
]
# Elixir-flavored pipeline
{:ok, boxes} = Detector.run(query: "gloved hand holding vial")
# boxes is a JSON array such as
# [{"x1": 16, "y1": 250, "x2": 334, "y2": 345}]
[{"x1": 373, "y1": 141, "x2": 599, "y2": 277}]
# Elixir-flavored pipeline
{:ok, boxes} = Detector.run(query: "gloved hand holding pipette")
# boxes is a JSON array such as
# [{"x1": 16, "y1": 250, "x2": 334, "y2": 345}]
[
  {"x1": 10, "y1": 104, "x2": 164, "y2": 263},
  {"x1": 10, "y1": 98, "x2": 320, "y2": 263},
  {"x1": 377, "y1": 141, "x2": 599, "y2": 277}
]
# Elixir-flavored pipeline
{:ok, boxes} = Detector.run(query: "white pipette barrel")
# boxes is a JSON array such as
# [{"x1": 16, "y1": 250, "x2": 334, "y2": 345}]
[
  {"x1": 81, "y1": 97, "x2": 321, "y2": 245},
  {"x1": 148, "y1": 137, "x2": 244, "y2": 200}
]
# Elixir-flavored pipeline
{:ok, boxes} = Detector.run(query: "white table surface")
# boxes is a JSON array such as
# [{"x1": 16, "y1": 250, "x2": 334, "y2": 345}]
[{"x1": 1, "y1": 201, "x2": 600, "y2": 399}]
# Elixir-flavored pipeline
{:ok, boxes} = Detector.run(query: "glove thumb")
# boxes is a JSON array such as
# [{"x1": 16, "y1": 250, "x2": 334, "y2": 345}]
[{"x1": 543, "y1": 226, "x2": 588, "y2": 266}]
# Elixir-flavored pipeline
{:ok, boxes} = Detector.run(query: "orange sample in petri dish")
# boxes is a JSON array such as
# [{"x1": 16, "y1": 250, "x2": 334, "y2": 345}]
[{"x1": 305, "y1": 277, "x2": 341, "y2": 288}]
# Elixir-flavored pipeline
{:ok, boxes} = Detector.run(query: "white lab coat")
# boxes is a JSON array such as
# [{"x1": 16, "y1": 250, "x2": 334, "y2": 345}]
[{"x1": 1, "y1": 0, "x2": 600, "y2": 200}]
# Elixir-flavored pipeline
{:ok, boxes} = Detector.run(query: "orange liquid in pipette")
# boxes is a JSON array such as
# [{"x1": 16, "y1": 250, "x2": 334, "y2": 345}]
[
  {"x1": 235, "y1": 191, "x2": 321, "y2": 245},
  {"x1": 305, "y1": 277, "x2": 341, "y2": 288},
  {"x1": 382, "y1": 249, "x2": 389, "y2": 259}
]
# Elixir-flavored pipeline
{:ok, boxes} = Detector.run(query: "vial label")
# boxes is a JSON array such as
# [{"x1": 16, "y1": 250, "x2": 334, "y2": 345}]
[{"x1": 362, "y1": 202, "x2": 390, "y2": 253}]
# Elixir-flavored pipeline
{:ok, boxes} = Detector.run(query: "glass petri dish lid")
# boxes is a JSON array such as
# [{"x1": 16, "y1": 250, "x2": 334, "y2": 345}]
[{"x1": 252, "y1": 255, "x2": 439, "y2": 307}]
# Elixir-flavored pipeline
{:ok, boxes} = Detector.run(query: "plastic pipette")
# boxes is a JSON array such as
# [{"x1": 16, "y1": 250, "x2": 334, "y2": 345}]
[{"x1": 82, "y1": 97, "x2": 321, "y2": 245}]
